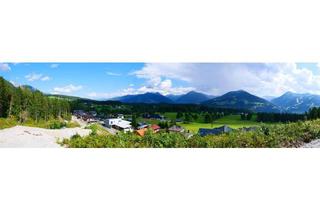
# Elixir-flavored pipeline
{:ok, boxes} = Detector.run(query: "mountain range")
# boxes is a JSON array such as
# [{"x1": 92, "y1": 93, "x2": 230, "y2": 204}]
[
  {"x1": 112, "y1": 92, "x2": 174, "y2": 104},
  {"x1": 4, "y1": 76, "x2": 320, "y2": 113},
  {"x1": 111, "y1": 90, "x2": 320, "y2": 113},
  {"x1": 112, "y1": 91, "x2": 214, "y2": 105},
  {"x1": 271, "y1": 91, "x2": 320, "y2": 113}
]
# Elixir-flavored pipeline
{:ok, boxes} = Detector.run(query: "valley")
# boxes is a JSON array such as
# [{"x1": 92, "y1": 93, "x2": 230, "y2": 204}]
[{"x1": 2, "y1": 75, "x2": 320, "y2": 148}]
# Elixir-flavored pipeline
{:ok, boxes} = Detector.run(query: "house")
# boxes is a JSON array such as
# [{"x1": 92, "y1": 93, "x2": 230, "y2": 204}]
[
  {"x1": 137, "y1": 124, "x2": 149, "y2": 130},
  {"x1": 117, "y1": 114, "x2": 124, "y2": 119},
  {"x1": 175, "y1": 118, "x2": 183, "y2": 123},
  {"x1": 168, "y1": 125, "x2": 185, "y2": 133},
  {"x1": 105, "y1": 117, "x2": 133, "y2": 132},
  {"x1": 89, "y1": 111, "x2": 97, "y2": 117},
  {"x1": 136, "y1": 128, "x2": 148, "y2": 137},
  {"x1": 142, "y1": 113, "x2": 164, "y2": 120},
  {"x1": 198, "y1": 125, "x2": 233, "y2": 137},
  {"x1": 73, "y1": 110, "x2": 85, "y2": 118},
  {"x1": 150, "y1": 124, "x2": 161, "y2": 133}
]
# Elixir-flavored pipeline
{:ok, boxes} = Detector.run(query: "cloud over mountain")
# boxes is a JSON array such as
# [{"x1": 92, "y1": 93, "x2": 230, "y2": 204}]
[
  {"x1": 133, "y1": 63, "x2": 320, "y2": 97},
  {"x1": 0, "y1": 63, "x2": 11, "y2": 71},
  {"x1": 53, "y1": 84, "x2": 83, "y2": 94}
]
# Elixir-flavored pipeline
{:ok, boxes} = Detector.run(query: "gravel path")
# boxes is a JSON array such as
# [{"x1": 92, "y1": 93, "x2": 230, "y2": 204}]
[
  {"x1": 301, "y1": 139, "x2": 320, "y2": 148},
  {"x1": 0, "y1": 126, "x2": 91, "y2": 148}
]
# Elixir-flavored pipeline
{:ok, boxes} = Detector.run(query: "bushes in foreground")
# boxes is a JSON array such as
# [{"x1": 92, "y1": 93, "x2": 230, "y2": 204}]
[{"x1": 62, "y1": 120, "x2": 320, "y2": 148}]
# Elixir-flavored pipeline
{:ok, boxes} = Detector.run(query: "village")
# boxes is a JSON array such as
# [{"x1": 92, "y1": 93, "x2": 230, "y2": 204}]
[{"x1": 72, "y1": 110, "x2": 236, "y2": 138}]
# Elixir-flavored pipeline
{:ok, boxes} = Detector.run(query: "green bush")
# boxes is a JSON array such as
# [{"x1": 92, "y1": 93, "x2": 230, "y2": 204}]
[{"x1": 61, "y1": 119, "x2": 320, "y2": 148}]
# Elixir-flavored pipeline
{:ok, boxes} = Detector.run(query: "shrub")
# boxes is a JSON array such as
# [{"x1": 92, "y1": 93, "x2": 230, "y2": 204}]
[{"x1": 61, "y1": 119, "x2": 320, "y2": 148}]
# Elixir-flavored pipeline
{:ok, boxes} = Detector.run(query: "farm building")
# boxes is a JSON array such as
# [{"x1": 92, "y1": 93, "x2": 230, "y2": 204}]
[
  {"x1": 142, "y1": 113, "x2": 164, "y2": 120},
  {"x1": 150, "y1": 124, "x2": 161, "y2": 133},
  {"x1": 198, "y1": 125, "x2": 233, "y2": 137},
  {"x1": 136, "y1": 128, "x2": 148, "y2": 137},
  {"x1": 137, "y1": 123, "x2": 148, "y2": 130},
  {"x1": 168, "y1": 125, "x2": 185, "y2": 133}
]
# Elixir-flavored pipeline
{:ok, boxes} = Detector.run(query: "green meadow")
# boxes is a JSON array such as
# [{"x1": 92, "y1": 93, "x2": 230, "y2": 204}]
[
  {"x1": 137, "y1": 112, "x2": 263, "y2": 133},
  {"x1": 178, "y1": 115, "x2": 262, "y2": 133}
]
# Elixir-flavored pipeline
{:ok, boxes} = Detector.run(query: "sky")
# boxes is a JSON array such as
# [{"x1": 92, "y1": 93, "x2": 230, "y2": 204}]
[{"x1": 1, "y1": 62, "x2": 320, "y2": 99}]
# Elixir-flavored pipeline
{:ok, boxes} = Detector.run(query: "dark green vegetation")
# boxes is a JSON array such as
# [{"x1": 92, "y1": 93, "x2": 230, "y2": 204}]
[
  {"x1": 71, "y1": 98, "x2": 245, "y2": 118},
  {"x1": 62, "y1": 119, "x2": 320, "y2": 148},
  {"x1": 0, "y1": 77, "x2": 71, "y2": 128}
]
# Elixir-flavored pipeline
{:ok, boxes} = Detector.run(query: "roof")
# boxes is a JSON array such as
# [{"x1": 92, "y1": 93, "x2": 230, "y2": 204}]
[
  {"x1": 107, "y1": 118, "x2": 132, "y2": 129},
  {"x1": 168, "y1": 125, "x2": 184, "y2": 132},
  {"x1": 137, "y1": 124, "x2": 148, "y2": 129},
  {"x1": 136, "y1": 128, "x2": 147, "y2": 137},
  {"x1": 150, "y1": 124, "x2": 161, "y2": 130},
  {"x1": 198, "y1": 125, "x2": 233, "y2": 137}
]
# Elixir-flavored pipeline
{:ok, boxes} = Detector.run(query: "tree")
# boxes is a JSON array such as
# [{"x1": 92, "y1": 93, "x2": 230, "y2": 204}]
[
  {"x1": 176, "y1": 112, "x2": 183, "y2": 119},
  {"x1": 0, "y1": 76, "x2": 72, "y2": 122},
  {"x1": 131, "y1": 114, "x2": 138, "y2": 128}
]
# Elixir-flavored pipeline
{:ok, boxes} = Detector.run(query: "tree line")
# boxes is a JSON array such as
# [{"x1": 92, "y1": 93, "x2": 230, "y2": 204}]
[{"x1": 0, "y1": 77, "x2": 71, "y2": 122}]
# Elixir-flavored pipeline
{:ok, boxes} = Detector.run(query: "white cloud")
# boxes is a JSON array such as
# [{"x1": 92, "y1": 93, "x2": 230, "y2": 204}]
[
  {"x1": 132, "y1": 63, "x2": 320, "y2": 97},
  {"x1": 53, "y1": 84, "x2": 83, "y2": 93},
  {"x1": 25, "y1": 73, "x2": 50, "y2": 82},
  {"x1": 0, "y1": 63, "x2": 11, "y2": 71},
  {"x1": 41, "y1": 76, "x2": 51, "y2": 81},
  {"x1": 25, "y1": 73, "x2": 43, "y2": 81},
  {"x1": 107, "y1": 71, "x2": 122, "y2": 76},
  {"x1": 50, "y1": 64, "x2": 59, "y2": 68},
  {"x1": 88, "y1": 83, "x2": 194, "y2": 100}
]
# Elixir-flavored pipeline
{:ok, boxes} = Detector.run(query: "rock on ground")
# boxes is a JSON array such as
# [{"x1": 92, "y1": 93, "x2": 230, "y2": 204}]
[{"x1": 0, "y1": 126, "x2": 91, "y2": 148}]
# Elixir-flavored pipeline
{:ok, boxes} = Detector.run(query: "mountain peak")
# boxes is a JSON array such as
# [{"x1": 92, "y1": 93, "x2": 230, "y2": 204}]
[
  {"x1": 203, "y1": 90, "x2": 280, "y2": 112},
  {"x1": 175, "y1": 91, "x2": 211, "y2": 104},
  {"x1": 113, "y1": 92, "x2": 173, "y2": 104},
  {"x1": 272, "y1": 91, "x2": 320, "y2": 113}
]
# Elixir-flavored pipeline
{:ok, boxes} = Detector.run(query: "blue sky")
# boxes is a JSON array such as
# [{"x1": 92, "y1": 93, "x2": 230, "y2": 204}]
[{"x1": 1, "y1": 63, "x2": 320, "y2": 99}]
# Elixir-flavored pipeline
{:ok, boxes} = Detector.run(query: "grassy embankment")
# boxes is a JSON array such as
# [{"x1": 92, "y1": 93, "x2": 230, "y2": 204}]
[{"x1": 0, "y1": 118, "x2": 80, "y2": 130}]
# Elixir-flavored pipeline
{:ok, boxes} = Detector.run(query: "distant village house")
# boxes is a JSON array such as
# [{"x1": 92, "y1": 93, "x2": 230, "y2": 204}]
[
  {"x1": 105, "y1": 117, "x2": 133, "y2": 133},
  {"x1": 198, "y1": 125, "x2": 233, "y2": 137}
]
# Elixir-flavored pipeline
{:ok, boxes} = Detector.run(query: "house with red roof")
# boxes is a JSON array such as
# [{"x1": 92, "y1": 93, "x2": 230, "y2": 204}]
[{"x1": 150, "y1": 124, "x2": 161, "y2": 133}]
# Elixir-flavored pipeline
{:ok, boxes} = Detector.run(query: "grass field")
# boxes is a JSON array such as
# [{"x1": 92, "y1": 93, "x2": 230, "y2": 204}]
[
  {"x1": 0, "y1": 118, "x2": 17, "y2": 129},
  {"x1": 177, "y1": 115, "x2": 263, "y2": 133},
  {"x1": 0, "y1": 118, "x2": 80, "y2": 130},
  {"x1": 137, "y1": 113, "x2": 265, "y2": 133}
]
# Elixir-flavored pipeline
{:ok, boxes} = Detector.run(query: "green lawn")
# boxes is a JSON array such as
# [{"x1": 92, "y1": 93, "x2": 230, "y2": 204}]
[
  {"x1": 136, "y1": 117, "x2": 161, "y2": 125},
  {"x1": 137, "y1": 113, "x2": 270, "y2": 133},
  {"x1": 163, "y1": 112, "x2": 177, "y2": 120},
  {"x1": 177, "y1": 115, "x2": 263, "y2": 133}
]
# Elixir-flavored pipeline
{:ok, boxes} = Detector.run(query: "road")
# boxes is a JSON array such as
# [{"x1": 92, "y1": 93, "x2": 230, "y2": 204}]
[{"x1": 0, "y1": 126, "x2": 91, "y2": 148}]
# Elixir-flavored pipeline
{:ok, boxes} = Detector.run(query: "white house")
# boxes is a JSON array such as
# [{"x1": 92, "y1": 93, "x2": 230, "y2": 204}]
[{"x1": 105, "y1": 118, "x2": 133, "y2": 132}]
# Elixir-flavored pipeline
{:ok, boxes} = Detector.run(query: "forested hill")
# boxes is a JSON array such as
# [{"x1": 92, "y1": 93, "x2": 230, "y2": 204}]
[{"x1": 0, "y1": 77, "x2": 70, "y2": 122}]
